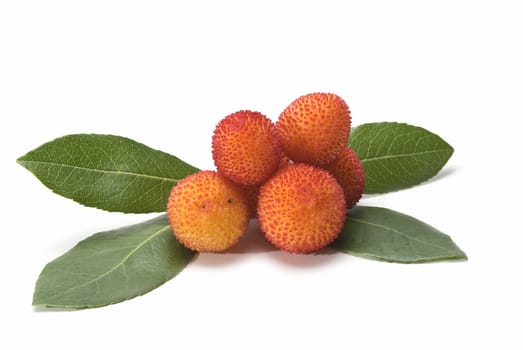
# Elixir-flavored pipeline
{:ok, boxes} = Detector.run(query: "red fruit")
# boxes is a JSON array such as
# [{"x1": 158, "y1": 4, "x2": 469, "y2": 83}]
[
  {"x1": 323, "y1": 146, "x2": 365, "y2": 209},
  {"x1": 212, "y1": 110, "x2": 282, "y2": 185},
  {"x1": 240, "y1": 184, "x2": 260, "y2": 219},
  {"x1": 276, "y1": 92, "x2": 351, "y2": 165},
  {"x1": 241, "y1": 156, "x2": 291, "y2": 219},
  {"x1": 257, "y1": 164, "x2": 346, "y2": 254}
]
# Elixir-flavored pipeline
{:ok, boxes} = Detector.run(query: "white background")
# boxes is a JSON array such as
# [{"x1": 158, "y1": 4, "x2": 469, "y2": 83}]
[{"x1": 1, "y1": 1, "x2": 522, "y2": 349}]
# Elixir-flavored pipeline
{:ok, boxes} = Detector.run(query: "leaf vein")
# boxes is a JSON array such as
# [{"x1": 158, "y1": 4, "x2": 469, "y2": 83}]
[
  {"x1": 19, "y1": 160, "x2": 182, "y2": 183},
  {"x1": 347, "y1": 217, "x2": 455, "y2": 253},
  {"x1": 46, "y1": 225, "x2": 171, "y2": 300},
  {"x1": 361, "y1": 148, "x2": 450, "y2": 163}
]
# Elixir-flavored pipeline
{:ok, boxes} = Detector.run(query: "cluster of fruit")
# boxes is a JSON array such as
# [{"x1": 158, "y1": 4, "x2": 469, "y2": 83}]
[{"x1": 167, "y1": 92, "x2": 365, "y2": 254}]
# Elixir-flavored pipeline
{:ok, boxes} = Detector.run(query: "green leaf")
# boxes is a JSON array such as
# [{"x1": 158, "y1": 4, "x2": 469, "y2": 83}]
[
  {"x1": 331, "y1": 206, "x2": 467, "y2": 263},
  {"x1": 17, "y1": 134, "x2": 199, "y2": 213},
  {"x1": 33, "y1": 215, "x2": 196, "y2": 309},
  {"x1": 349, "y1": 122, "x2": 453, "y2": 193}
]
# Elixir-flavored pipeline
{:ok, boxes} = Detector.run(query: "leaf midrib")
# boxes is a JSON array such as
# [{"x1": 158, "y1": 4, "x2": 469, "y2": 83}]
[
  {"x1": 347, "y1": 217, "x2": 455, "y2": 253},
  {"x1": 18, "y1": 159, "x2": 181, "y2": 183},
  {"x1": 41, "y1": 225, "x2": 171, "y2": 301},
  {"x1": 360, "y1": 148, "x2": 451, "y2": 163}
]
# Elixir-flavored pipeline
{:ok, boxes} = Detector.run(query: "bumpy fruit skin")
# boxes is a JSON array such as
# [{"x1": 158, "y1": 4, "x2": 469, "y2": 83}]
[
  {"x1": 212, "y1": 110, "x2": 282, "y2": 186},
  {"x1": 167, "y1": 171, "x2": 250, "y2": 252},
  {"x1": 240, "y1": 184, "x2": 260, "y2": 219},
  {"x1": 276, "y1": 92, "x2": 351, "y2": 165},
  {"x1": 323, "y1": 146, "x2": 365, "y2": 209},
  {"x1": 257, "y1": 164, "x2": 346, "y2": 254},
  {"x1": 241, "y1": 156, "x2": 291, "y2": 219}
]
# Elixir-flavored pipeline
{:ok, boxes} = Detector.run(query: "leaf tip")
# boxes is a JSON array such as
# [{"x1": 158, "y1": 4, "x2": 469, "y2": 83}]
[
  {"x1": 31, "y1": 295, "x2": 44, "y2": 309},
  {"x1": 456, "y1": 248, "x2": 468, "y2": 261},
  {"x1": 446, "y1": 141, "x2": 455, "y2": 158}
]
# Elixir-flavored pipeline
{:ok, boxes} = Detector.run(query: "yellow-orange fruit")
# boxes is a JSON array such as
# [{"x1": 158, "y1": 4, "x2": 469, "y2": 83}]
[
  {"x1": 212, "y1": 110, "x2": 282, "y2": 186},
  {"x1": 322, "y1": 146, "x2": 365, "y2": 209},
  {"x1": 276, "y1": 92, "x2": 351, "y2": 165},
  {"x1": 257, "y1": 164, "x2": 346, "y2": 254},
  {"x1": 167, "y1": 170, "x2": 250, "y2": 252}
]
